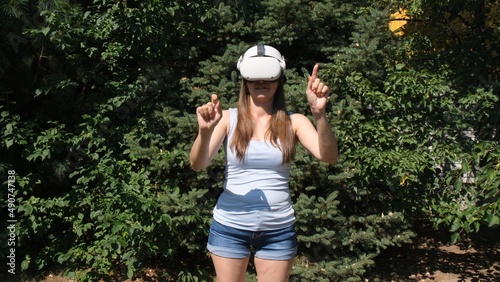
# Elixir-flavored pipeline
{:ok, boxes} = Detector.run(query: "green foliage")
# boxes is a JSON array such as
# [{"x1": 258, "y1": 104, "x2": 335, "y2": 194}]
[
  {"x1": 389, "y1": 0, "x2": 500, "y2": 243},
  {"x1": 0, "y1": 0, "x2": 498, "y2": 281}
]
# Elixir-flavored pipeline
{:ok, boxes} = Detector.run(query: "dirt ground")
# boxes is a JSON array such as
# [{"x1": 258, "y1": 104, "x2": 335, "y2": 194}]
[{"x1": 365, "y1": 226, "x2": 500, "y2": 282}]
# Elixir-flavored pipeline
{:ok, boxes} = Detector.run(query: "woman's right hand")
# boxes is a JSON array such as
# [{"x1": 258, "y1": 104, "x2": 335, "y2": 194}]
[{"x1": 196, "y1": 94, "x2": 223, "y2": 132}]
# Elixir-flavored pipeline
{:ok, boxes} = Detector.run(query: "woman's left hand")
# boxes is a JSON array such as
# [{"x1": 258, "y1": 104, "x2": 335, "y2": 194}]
[{"x1": 306, "y1": 63, "x2": 330, "y2": 114}]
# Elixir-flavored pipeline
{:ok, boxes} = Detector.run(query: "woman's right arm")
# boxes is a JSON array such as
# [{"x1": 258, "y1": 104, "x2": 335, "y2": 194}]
[{"x1": 189, "y1": 95, "x2": 228, "y2": 171}]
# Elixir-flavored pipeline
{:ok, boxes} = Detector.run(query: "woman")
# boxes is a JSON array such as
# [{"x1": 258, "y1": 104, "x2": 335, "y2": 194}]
[{"x1": 190, "y1": 44, "x2": 338, "y2": 282}]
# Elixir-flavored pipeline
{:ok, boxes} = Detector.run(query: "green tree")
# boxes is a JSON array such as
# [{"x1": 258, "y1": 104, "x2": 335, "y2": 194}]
[{"x1": 391, "y1": 0, "x2": 500, "y2": 242}]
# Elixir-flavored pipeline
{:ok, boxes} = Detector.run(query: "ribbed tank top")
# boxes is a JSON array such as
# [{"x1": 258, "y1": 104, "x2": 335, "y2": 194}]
[{"x1": 212, "y1": 108, "x2": 296, "y2": 231}]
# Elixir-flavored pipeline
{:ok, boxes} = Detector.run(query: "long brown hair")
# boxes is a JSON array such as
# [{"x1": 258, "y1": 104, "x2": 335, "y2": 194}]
[{"x1": 230, "y1": 79, "x2": 296, "y2": 163}]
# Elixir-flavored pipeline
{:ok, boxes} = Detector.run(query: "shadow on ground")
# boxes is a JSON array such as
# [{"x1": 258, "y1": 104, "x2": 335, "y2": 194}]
[{"x1": 366, "y1": 224, "x2": 500, "y2": 282}]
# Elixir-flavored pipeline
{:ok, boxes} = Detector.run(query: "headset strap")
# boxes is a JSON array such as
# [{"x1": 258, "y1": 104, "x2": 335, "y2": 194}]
[{"x1": 257, "y1": 44, "x2": 265, "y2": 56}]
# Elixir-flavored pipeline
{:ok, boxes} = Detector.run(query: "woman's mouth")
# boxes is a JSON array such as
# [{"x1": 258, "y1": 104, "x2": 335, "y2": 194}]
[{"x1": 255, "y1": 85, "x2": 269, "y2": 90}]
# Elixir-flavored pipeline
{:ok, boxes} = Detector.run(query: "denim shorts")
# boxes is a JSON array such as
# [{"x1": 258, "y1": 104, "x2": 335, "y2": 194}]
[{"x1": 207, "y1": 220, "x2": 297, "y2": 260}]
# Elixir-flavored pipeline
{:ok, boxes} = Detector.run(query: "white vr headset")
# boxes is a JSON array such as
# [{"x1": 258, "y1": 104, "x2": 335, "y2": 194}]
[{"x1": 237, "y1": 44, "x2": 286, "y2": 81}]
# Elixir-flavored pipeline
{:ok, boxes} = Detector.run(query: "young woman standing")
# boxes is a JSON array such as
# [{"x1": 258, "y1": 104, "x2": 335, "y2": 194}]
[{"x1": 190, "y1": 45, "x2": 338, "y2": 282}]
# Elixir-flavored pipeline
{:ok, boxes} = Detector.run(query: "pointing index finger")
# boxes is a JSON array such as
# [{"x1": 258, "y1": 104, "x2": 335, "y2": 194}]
[
  {"x1": 310, "y1": 63, "x2": 319, "y2": 81},
  {"x1": 308, "y1": 63, "x2": 320, "y2": 93}
]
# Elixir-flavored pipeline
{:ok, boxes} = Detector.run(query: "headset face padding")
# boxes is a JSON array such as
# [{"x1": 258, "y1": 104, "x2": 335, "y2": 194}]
[{"x1": 237, "y1": 45, "x2": 286, "y2": 81}]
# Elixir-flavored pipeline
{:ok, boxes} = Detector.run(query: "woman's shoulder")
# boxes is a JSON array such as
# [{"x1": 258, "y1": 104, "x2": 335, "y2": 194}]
[
  {"x1": 289, "y1": 112, "x2": 308, "y2": 121},
  {"x1": 290, "y1": 112, "x2": 312, "y2": 130},
  {"x1": 221, "y1": 109, "x2": 234, "y2": 125},
  {"x1": 221, "y1": 109, "x2": 231, "y2": 121}
]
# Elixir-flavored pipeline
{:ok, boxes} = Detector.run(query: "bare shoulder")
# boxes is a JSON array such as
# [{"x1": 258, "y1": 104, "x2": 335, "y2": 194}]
[
  {"x1": 290, "y1": 112, "x2": 308, "y2": 121},
  {"x1": 219, "y1": 109, "x2": 231, "y2": 134},
  {"x1": 221, "y1": 109, "x2": 230, "y2": 123},
  {"x1": 290, "y1": 113, "x2": 317, "y2": 139},
  {"x1": 290, "y1": 112, "x2": 311, "y2": 128}
]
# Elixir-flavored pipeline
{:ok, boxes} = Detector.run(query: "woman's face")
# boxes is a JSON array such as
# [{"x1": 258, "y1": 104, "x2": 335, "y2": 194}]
[{"x1": 245, "y1": 80, "x2": 279, "y2": 103}]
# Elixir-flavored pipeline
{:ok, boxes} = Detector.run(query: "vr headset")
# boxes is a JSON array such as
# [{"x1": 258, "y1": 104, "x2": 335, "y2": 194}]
[{"x1": 237, "y1": 44, "x2": 286, "y2": 81}]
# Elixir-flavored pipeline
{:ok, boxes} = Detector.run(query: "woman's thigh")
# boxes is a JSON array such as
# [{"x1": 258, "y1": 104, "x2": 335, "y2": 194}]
[
  {"x1": 211, "y1": 254, "x2": 250, "y2": 282},
  {"x1": 254, "y1": 257, "x2": 294, "y2": 282}
]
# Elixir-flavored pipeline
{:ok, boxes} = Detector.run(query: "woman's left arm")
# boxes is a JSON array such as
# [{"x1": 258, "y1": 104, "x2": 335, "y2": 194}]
[{"x1": 293, "y1": 63, "x2": 338, "y2": 164}]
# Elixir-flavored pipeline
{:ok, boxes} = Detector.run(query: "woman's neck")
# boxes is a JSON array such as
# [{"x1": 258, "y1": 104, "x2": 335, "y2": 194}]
[{"x1": 249, "y1": 100, "x2": 273, "y2": 118}]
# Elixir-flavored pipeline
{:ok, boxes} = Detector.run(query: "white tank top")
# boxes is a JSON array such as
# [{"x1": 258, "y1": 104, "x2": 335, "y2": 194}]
[{"x1": 212, "y1": 108, "x2": 296, "y2": 231}]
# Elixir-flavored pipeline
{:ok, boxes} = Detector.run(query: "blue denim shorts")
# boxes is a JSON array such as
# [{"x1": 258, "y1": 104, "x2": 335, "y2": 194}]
[{"x1": 207, "y1": 220, "x2": 297, "y2": 260}]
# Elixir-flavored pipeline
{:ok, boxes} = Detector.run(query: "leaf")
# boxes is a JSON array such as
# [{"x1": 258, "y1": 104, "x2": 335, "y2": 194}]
[
  {"x1": 127, "y1": 267, "x2": 134, "y2": 279},
  {"x1": 450, "y1": 218, "x2": 461, "y2": 232},
  {"x1": 473, "y1": 221, "x2": 480, "y2": 232},
  {"x1": 21, "y1": 259, "x2": 30, "y2": 271},
  {"x1": 23, "y1": 204, "x2": 33, "y2": 216},
  {"x1": 75, "y1": 227, "x2": 83, "y2": 236},
  {"x1": 5, "y1": 139, "x2": 14, "y2": 148},
  {"x1": 450, "y1": 232, "x2": 460, "y2": 244},
  {"x1": 41, "y1": 26, "x2": 51, "y2": 35},
  {"x1": 487, "y1": 214, "x2": 499, "y2": 227},
  {"x1": 35, "y1": 88, "x2": 43, "y2": 97},
  {"x1": 162, "y1": 214, "x2": 172, "y2": 225},
  {"x1": 112, "y1": 222, "x2": 124, "y2": 234}
]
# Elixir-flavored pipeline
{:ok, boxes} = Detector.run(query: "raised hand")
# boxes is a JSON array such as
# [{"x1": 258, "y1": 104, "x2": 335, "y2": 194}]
[
  {"x1": 196, "y1": 94, "x2": 223, "y2": 132},
  {"x1": 306, "y1": 63, "x2": 330, "y2": 113}
]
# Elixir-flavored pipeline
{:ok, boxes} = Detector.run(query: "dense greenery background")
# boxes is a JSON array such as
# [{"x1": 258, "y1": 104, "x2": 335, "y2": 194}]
[{"x1": 1, "y1": 0, "x2": 498, "y2": 281}]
